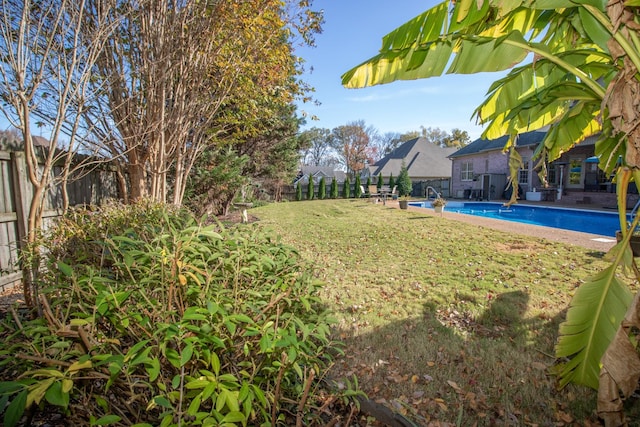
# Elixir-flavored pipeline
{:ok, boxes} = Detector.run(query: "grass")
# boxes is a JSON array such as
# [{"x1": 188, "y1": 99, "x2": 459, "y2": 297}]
[{"x1": 248, "y1": 198, "x2": 629, "y2": 425}]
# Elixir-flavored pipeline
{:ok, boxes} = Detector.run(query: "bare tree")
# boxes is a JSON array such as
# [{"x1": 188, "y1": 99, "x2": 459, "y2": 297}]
[
  {"x1": 376, "y1": 131, "x2": 402, "y2": 159},
  {"x1": 0, "y1": 0, "x2": 117, "y2": 307}
]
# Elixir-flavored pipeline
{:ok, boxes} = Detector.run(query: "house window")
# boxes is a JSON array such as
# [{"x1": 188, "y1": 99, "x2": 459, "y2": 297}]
[
  {"x1": 461, "y1": 161, "x2": 474, "y2": 181},
  {"x1": 547, "y1": 163, "x2": 557, "y2": 185},
  {"x1": 519, "y1": 158, "x2": 529, "y2": 185}
]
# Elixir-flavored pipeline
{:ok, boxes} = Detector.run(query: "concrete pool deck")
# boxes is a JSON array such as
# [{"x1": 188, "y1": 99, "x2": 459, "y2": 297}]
[{"x1": 391, "y1": 198, "x2": 619, "y2": 253}]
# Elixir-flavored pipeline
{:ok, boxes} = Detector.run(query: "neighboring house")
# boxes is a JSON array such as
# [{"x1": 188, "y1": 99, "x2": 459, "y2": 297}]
[
  {"x1": 449, "y1": 130, "x2": 604, "y2": 200},
  {"x1": 370, "y1": 137, "x2": 457, "y2": 181},
  {"x1": 293, "y1": 166, "x2": 347, "y2": 185},
  {"x1": 369, "y1": 137, "x2": 457, "y2": 197}
]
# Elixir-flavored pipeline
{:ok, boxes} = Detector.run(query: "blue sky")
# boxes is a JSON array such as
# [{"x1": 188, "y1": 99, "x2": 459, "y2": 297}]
[{"x1": 294, "y1": 0, "x2": 506, "y2": 141}]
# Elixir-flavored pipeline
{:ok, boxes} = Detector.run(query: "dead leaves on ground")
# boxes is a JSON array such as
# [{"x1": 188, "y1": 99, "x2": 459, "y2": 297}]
[{"x1": 332, "y1": 348, "x2": 603, "y2": 426}]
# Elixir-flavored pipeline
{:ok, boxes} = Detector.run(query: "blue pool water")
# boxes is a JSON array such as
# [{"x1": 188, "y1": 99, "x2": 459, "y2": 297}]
[{"x1": 409, "y1": 201, "x2": 621, "y2": 237}]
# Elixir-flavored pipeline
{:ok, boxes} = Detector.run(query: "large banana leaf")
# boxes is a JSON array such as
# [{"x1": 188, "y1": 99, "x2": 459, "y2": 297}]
[
  {"x1": 475, "y1": 56, "x2": 607, "y2": 140},
  {"x1": 342, "y1": 1, "x2": 545, "y2": 88},
  {"x1": 540, "y1": 101, "x2": 602, "y2": 160},
  {"x1": 554, "y1": 264, "x2": 633, "y2": 389},
  {"x1": 342, "y1": 0, "x2": 601, "y2": 89}
]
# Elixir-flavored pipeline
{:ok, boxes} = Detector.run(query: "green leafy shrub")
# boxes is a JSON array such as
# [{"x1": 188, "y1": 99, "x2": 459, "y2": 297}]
[
  {"x1": 342, "y1": 176, "x2": 350, "y2": 199},
  {"x1": 397, "y1": 163, "x2": 412, "y2": 197},
  {"x1": 318, "y1": 176, "x2": 326, "y2": 200},
  {"x1": 376, "y1": 174, "x2": 383, "y2": 190},
  {"x1": 306, "y1": 173, "x2": 314, "y2": 200},
  {"x1": 0, "y1": 201, "x2": 344, "y2": 426},
  {"x1": 330, "y1": 177, "x2": 338, "y2": 199},
  {"x1": 296, "y1": 181, "x2": 303, "y2": 201},
  {"x1": 354, "y1": 175, "x2": 362, "y2": 198},
  {"x1": 388, "y1": 174, "x2": 395, "y2": 190}
]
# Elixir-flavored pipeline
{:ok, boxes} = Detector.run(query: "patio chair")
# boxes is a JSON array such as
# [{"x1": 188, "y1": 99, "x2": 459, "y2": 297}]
[{"x1": 368, "y1": 185, "x2": 380, "y2": 203}]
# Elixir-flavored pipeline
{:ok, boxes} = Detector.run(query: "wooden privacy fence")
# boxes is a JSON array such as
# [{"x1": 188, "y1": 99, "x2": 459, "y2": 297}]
[{"x1": 0, "y1": 150, "x2": 119, "y2": 292}]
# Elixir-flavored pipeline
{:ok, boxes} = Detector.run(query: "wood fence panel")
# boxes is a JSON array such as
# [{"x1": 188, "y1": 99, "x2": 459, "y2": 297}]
[{"x1": 0, "y1": 150, "x2": 119, "y2": 292}]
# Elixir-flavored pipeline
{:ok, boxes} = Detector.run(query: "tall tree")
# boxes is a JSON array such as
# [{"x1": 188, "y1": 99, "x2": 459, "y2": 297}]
[
  {"x1": 342, "y1": 0, "x2": 640, "y2": 421},
  {"x1": 0, "y1": 0, "x2": 117, "y2": 307},
  {"x1": 444, "y1": 128, "x2": 471, "y2": 148},
  {"x1": 376, "y1": 131, "x2": 403, "y2": 159},
  {"x1": 330, "y1": 120, "x2": 377, "y2": 176},
  {"x1": 399, "y1": 127, "x2": 470, "y2": 147},
  {"x1": 88, "y1": 0, "x2": 322, "y2": 205},
  {"x1": 300, "y1": 127, "x2": 334, "y2": 166}
]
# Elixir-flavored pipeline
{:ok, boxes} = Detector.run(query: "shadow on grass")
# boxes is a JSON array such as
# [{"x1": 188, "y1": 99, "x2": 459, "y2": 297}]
[{"x1": 331, "y1": 290, "x2": 600, "y2": 426}]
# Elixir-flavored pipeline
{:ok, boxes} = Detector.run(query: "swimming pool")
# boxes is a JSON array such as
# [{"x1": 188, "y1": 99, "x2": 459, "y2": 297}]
[{"x1": 409, "y1": 201, "x2": 621, "y2": 237}]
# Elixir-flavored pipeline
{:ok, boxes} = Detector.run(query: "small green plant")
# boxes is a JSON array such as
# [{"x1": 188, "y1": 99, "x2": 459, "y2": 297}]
[
  {"x1": 307, "y1": 173, "x2": 315, "y2": 200},
  {"x1": 397, "y1": 162, "x2": 412, "y2": 198},
  {"x1": 318, "y1": 176, "x2": 326, "y2": 200},
  {"x1": 388, "y1": 173, "x2": 395, "y2": 190},
  {"x1": 354, "y1": 175, "x2": 362, "y2": 198},
  {"x1": 330, "y1": 177, "x2": 339, "y2": 199},
  {"x1": 343, "y1": 176, "x2": 351, "y2": 198},
  {"x1": 431, "y1": 197, "x2": 447, "y2": 207},
  {"x1": 296, "y1": 181, "x2": 303, "y2": 201},
  {"x1": 376, "y1": 174, "x2": 383, "y2": 190}
]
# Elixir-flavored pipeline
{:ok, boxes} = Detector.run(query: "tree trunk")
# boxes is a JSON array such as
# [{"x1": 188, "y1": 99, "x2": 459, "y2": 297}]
[
  {"x1": 115, "y1": 164, "x2": 129, "y2": 204},
  {"x1": 128, "y1": 162, "x2": 147, "y2": 201}
]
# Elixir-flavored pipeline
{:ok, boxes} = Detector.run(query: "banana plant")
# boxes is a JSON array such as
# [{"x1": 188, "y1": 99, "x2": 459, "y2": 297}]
[{"x1": 342, "y1": 0, "x2": 640, "y2": 422}]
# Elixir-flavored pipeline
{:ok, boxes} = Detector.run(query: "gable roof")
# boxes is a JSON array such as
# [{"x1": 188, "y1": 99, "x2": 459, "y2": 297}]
[
  {"x1": 371, "y1": 137, "x2": 457, "y2": 178},
  {"x1": 295, "y1": 166, "x2": 347, "y2": 184},
  {"x1": 449, "y1": 130, "x2": 546, "y2": 158}
]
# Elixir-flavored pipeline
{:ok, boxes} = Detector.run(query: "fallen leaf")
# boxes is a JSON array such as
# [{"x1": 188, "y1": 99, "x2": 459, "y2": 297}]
[
  {"x1": 558, "y1": 411, "x2": 573, "y2": 423},
  {"x1": 447, "y1": 380, "x2": 462, "y2": 393}
]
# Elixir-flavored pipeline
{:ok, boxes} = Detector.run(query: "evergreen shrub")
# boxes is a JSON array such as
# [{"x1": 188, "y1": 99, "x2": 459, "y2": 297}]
[
  {"x1": 318, "y1": 176, "x2": 326, "y2": 199},
  {"x1": 343, "y1": 176, "x2": 351, "y2": 198},
  {"x1": 330, "y1": 177, "x2": 339, "y2": 199},
  {"x1": 0, "y1": 202, "x2": 344, "y2": 426}
]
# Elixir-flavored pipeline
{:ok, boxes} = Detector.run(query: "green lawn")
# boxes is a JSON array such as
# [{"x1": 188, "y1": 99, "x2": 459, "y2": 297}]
[{"x1": 250, "y1": 198, "x2": 621, "y2": 425}]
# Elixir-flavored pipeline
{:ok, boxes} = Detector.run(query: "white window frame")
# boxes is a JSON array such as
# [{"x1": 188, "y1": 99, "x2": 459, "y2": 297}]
[
  {"x1": 518, "y1": 158, "x2": 529, "y2": 185},
  {"x1": 461, "y1": 161, "x2": 474, "y2": 181}
]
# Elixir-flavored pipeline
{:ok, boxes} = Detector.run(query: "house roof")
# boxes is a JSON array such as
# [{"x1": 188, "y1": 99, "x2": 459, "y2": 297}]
[
  {"x1": 371, "y1": 137, "x2": 457, "y2": 178},
  {"x1": 449, "y1": 130, "x2": 546, "y2": 158},
  {"x1": 295, "y1": 166, "x2": 347, "y2": 184}
]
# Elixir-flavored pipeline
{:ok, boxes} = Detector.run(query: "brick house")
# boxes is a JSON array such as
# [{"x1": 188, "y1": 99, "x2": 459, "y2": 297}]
[{"x1": 449, "y1": 131, "x2": 608, "y2": 202}]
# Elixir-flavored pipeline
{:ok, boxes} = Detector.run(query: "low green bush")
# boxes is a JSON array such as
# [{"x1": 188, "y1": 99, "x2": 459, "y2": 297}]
[
  {"x1": 318, "y1": 177, "x2": 326, "y2": 200},
  {"x1": 306, "y1": 174, "x2": 314, "y2": 200},
  {"x1": 0, "y1": 201, "x2": 346, "y2": 426},
  {"x1": 330, "y1": 177, "x2": 338, "y2": 199},
  {"x1": 342, "y1": 177, "x2": 350, "y2": 199},
  {"x1": 354, "y1": 175, "x2": 362, "y2": 198},
  {"x1": 296, "y1": 182, "x2": 303, "y2": 201}
]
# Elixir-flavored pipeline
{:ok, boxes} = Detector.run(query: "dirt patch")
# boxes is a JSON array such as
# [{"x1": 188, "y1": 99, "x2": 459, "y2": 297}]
[
  {"x1": 213, "y1": 210, "x2": 260, "y2": 225},
  {"x1": 0, "y1": 283, "x2": 24, "y2": 315},
  {"x1": 494, "y1": 240, "x2": 545, "y2": 253}
]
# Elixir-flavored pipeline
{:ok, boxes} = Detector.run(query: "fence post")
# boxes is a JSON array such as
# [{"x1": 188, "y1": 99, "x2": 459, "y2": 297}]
[{"x1": 10, "y1": 151, "x2": 29, "y2": 250}]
